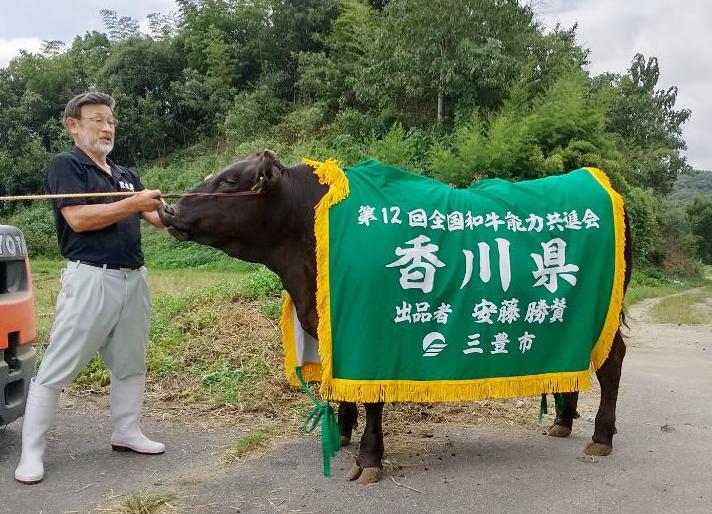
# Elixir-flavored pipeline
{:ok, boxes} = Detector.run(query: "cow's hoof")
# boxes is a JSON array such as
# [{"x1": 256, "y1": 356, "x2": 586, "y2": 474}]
[
  {"x1": 356, "y1": 467, "x2": 383, "y2": 485},
  {"x1": 547, "y1": 424, "x2": 572, "y2": 438},
  {"x1": 346, "y1": 463, "x2": 363, "y2": 481},
  {"x1": 340, "y1": 435, "x2": 351, "y2": 447},
  {"x1": 584, "y1": 442, "x2": 612, "y2": 456}
]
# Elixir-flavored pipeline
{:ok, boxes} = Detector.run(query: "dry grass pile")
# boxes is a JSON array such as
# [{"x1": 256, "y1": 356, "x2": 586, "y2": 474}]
[
  {"x1": 98, "y1": 491, "x2": 179, "y2": 514},
  {"x1": 143, "y1": 288, "x2": 311, "y2": 433}
]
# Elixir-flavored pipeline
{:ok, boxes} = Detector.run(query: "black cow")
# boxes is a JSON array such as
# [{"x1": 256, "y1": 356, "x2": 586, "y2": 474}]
[{"x1": 159, "y1": 150, "x2": 632, "y2": 484}]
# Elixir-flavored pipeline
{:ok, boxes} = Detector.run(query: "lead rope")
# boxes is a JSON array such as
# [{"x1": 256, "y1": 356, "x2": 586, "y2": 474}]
[
  {"x1": 539, "y1": 393, "x2": 565, "y2": 422},
  {"x1": 295, "y1": 367, "x2": 340, "y2": 477},
  {"x1": 0, "y1": 190, "x2": 262, "y2": 202}
]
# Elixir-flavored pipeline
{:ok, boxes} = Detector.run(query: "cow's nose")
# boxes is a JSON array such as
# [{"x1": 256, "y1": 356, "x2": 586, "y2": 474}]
[{"x1": 162, "y1": 204, "x2": 175, "y2": 216}]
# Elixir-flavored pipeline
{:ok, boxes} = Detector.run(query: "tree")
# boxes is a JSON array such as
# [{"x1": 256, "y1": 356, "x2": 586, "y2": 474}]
[
  {"x1": 625, "y1": 187, "x2": 662, "y2": 264},
  {"x1": 508, "y1": 23, "x2": 589, "y2": 110},
  {"x1": 266, "y1": 0, "x2": 340, "y2": 98},
  {"x1": 602, "y1": 54, "x2": 692, "y2": 195},
  {"x1": 147, "y1": 12, "x2": 180, "y2": 41},
  {"x1": 100, "y1": 10, "x2": 141, "y2": 41},
  {"x1": 429, "y1": 70, "x2": 615, "y2": 185},
  {"x1": 0, "y1": 85, "x2": 52, "y2": 197},
  {"x1": 6, "y1": 50, "x2": 81, "y2": 124},
  {"x1": 687, "y1": 197, "x2": 712, "y2": 264},
  {"x1": 177, "y1": 0, "x2": 270, "y2": 88},
  {"x1": 296, "y1": 0, "x2": 378, "y2": 108},
  {"x1": 96, "y1": 38, "x2": 186, "y2": 162},
  {"x1": 40, "y1": 40, "x2": 66, "y2": 57},
  {"x1": 66, "y1": 32, "x2": 112, "y2": 90},
  {"x1": 356, "y1": 0, "x2": 537, "y2": 124}
]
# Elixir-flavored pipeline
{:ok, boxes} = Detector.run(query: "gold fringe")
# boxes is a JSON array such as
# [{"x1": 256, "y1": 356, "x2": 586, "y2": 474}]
[
  {"x1": 321, "y1": 371, "x2": 590, "y2": 403},
  {"x1": 280, "y1": 295, "x2": 299, "y2": 385},
  {"x1": 280, "y1": 294, "x2": 324, "y2": 385},
  {"x1": 280, "y1": 159, "x2": 349, "y2": 387},
  {"x1": 584, "y1": 167, "x2": 627, "y2": 370},
  {"x1": 300, "y1": 363, "x2": 323, "y2": 383},
  {"x1": 302, "y1": 158, "x2": 349, "y2": 396}
]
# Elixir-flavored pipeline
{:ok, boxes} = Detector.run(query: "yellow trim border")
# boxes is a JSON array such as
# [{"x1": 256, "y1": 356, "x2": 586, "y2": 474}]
[
  {"x1": 304, "y1": 158, "x2": 349, "y2": 397},
  {"x1": 284, "y1": 161, "x2": 625, "y2": 403},
  {"x1": 280, "y1": 295, "x2": 322, "y2": 385},
  {"x1": 583, "y1": 167, "x2": 627, "y2": 370},
  {"x1": 321, "y1": 371, "x2": 590, "y2": 403}
]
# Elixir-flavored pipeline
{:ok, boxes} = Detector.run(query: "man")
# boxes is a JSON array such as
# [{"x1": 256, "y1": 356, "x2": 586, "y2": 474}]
[{"x1": 15, "y1": 92, "x2": 165, "y2": 485}]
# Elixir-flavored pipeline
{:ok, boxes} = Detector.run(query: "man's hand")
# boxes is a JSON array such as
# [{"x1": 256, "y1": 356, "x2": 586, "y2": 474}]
[{"x1": 130, "y1": 189, "x2": 162, "y2": 212}]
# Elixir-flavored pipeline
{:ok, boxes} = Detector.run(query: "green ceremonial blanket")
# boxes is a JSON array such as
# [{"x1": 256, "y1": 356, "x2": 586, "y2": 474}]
[{"x1": 282, "y1": 159, "x2": 626, "y2": 403}]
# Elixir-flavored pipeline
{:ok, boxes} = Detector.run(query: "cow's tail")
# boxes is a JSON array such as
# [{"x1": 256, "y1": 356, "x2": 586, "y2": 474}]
[{"x1": 620, "y1": 208, "x2": 633, "y2": 332}]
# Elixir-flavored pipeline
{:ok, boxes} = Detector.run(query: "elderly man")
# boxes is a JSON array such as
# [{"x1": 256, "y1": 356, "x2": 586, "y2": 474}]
[{"x1": 15, "y1": 92, "x2": 165, "y2": 484}]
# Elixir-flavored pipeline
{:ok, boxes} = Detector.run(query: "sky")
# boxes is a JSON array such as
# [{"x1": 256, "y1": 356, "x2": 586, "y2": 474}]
[
  {"x1": 0, "y1": 0, "x2": 710, "y2": 170},
  {"x1": 0, "y1": 0, "x2": 176, "y2": 61}
]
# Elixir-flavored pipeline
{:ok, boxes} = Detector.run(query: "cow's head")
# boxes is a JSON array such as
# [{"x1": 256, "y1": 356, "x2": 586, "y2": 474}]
[{"x1": 159, "y1": 150, "x2": 285, "y2": 250}]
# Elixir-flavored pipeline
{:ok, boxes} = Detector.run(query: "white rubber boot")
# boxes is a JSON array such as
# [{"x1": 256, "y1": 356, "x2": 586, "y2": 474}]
[
  {"x1": 14, "y1": 380, "x2": 61, "y2": 484},
  {"x1": 110, "y1": 373, "x2": 165, "y2": 454}
]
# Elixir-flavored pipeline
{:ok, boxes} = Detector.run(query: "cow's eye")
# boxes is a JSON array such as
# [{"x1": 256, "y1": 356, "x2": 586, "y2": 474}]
[{"x1": 223, "y1": 178, "x2": 238, "y2": 185}]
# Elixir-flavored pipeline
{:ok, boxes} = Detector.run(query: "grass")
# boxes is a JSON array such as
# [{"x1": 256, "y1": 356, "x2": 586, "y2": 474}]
[
  {"x1": 624, "y1": 267, "x2": 712, "y2": 324},
  {"x1": 625, "y1": 268, "x2": 709, "y2": 306},
  {"x1": 648, "y1": 283, "x2": 712, "y2": 324},
  {"x1": 113, "y1": 491, "x2": 178, "y2": 514},
  {"x1": 625, "y1": 284, "x2": 688, "y2": 306},
  {"x1": 222, "y1": 430, "x2": 272, "y2": 463},
  {"x1": 28, "y1": 259, "x2": 65, "y2": 355}
]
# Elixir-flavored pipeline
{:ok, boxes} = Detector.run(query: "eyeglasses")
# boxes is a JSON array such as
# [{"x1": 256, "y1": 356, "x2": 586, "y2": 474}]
[{"x1": 81, "y1": 117, "x2": 118, "y2": 128}]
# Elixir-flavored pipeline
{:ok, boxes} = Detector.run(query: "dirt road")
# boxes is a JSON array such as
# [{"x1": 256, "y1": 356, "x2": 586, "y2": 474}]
[{"x1": 1, "y1": 296, "x2": 710, "y2": 513}]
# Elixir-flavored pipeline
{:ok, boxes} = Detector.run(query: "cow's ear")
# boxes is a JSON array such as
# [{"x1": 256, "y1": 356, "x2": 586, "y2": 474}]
[{"x1": 252, "y1": 149, "x2": 284, "y2": 192}]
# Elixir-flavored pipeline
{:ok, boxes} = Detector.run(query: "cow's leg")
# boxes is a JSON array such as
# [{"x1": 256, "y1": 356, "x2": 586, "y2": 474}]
[
  {"x1": 338, "y1": 402, "x2": 358, "y2": 446},
  {"x1": 586, "y1": 330, "x2": 626, "y2": 456},
  {"x1": 346, "y1": 402, "x2": 384, "y2": 484},
  {"x1": 547, "y1": 392, "x2": 580, "y2": 438}
]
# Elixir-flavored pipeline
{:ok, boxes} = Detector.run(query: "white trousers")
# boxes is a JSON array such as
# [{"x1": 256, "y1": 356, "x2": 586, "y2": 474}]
[{"x1": 35, "y1": 261, "x2": 151, "y2": 390}]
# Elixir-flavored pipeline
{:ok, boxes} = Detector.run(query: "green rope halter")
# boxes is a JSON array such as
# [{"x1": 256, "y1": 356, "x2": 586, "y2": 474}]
[
  {"x1": 295, "y1": 367, "x2": 340, "y2": 476},
  {"x1": 539, "y1": 393, "x2": 565, "y2": 422}
]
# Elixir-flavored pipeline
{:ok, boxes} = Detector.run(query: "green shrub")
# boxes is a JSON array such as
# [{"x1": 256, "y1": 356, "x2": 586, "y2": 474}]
[
  {"x1": 241, "y1": 266, "x2": 283, "y2": 299},
  {"x1": 623, "y1": 186, "x2": 661, "y2": 264},
  {"x1": 331, "y1": 108, "x2": 374, "y2": 139},
  {"x1": 141, "y1": 224, "x2": 251, "y2": 271},
  {"x1": 687, "y1": 196, "x2": 712, "y2": 264},
  {"x1": 75, "y1": 355, "x2": 110, "y2": 386},
  {"x1": 366, "y1": 123, "x2": 413, "y2": 170},
  {"x1": 223, "y1": 75, "x2": 288, "y2": 143},
  {"x1": 227, "y1": 137, "x2": 282, "y2": 163},
  {"x1": 404, "y1": 127, "x2": 436, "y2": 175},
  {"x1": 240, "y1": 266, "x2": 284, "y2": 319},
  {"x1": 429, "y1": 113, "x2": 490, "y2": 186},
  {"x1": 323, "y1": 134, "x2": 368, "y2": 166},
  {"x1": 629, "y1": 267, "x2": 666, "y2": 288},
  {"x1": 650, "y1": 205, "x2": 700, "y2": 275},
  {"x1": 6, "y1": 203, "x2": 60, "y2": 259},
  {"x1": 140, "y1": 151, "x2": 229, "y2": 194},
  {"x1": 278, "y1": 139, "x2": 328, "y2": 164},
  {"x1": 271, "y1": 103, "x2": 328, "y2": 144}
]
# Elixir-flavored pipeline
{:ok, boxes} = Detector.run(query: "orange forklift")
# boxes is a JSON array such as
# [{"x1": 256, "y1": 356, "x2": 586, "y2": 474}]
[{"x1": 0, "y1": 224, "x2": 36, "y2": 426}]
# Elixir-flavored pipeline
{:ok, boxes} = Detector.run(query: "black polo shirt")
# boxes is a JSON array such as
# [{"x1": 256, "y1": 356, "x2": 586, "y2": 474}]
[{"x1": 47, "y1": 146, "x2": 145, "y2": 268}]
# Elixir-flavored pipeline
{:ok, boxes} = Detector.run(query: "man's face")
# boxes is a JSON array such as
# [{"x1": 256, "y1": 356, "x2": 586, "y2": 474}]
[{"x1": 67, "y1": 103, "x2": 116, "y2": 157}]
